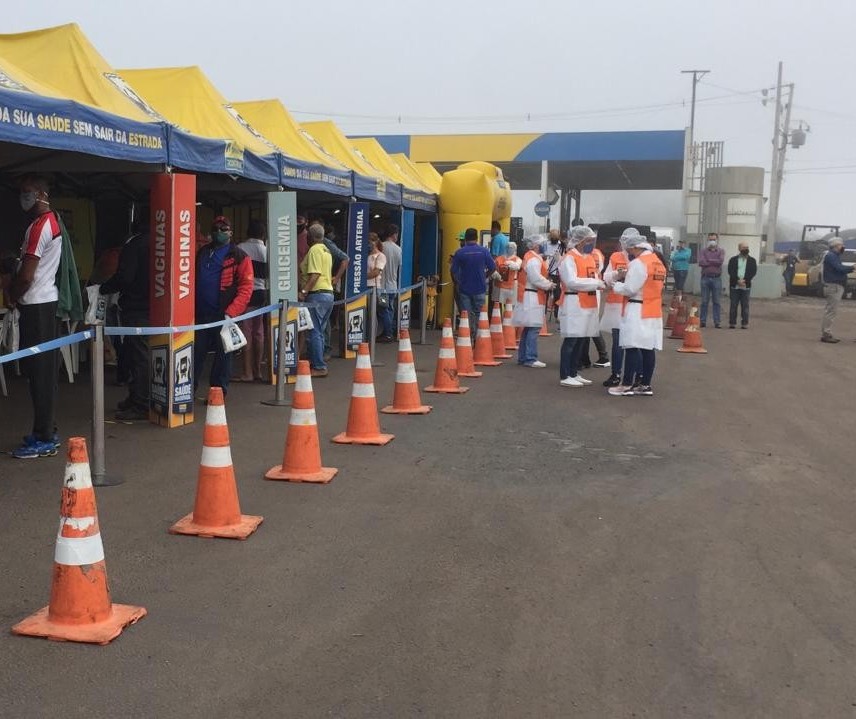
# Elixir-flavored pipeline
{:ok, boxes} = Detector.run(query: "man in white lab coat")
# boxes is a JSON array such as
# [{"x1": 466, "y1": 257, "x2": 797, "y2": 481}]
[
  {"x1": 607, "y1": 233, "x2": 666, "y2": 397},
  {"x1": 512, "y1": 236, "x2": 556, "y2": 368},
  {"x1": 600, "y1": 228, "x2": 635, "y2": 387},
  {"x1": 557, "y1": 226, "x2": 606, "y2": 387}
]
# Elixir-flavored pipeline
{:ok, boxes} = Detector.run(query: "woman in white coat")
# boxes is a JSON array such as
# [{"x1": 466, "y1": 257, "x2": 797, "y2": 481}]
[
  {"x1": 599, "y1": 228, "x2": 635, "y2": 387},
  {"x1": 607, "y1": 233, "x2": 666, "y2": 397},
  {"x1": 558, "y1": 226, "x2": 605, "y2": 387},
  {"x1": 512, "y1": 236, "x2": 555, "y2": 368}
]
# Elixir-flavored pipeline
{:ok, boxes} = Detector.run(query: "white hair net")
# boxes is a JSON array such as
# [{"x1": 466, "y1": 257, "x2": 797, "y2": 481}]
[
  {"x1": 506, "y1": 241, "x2": 517, "y2": 254},
  {"x1": 623, "y1": 233, "x2": 649, "y2": 249},
  {"x1": 524, "y1": 235, "x2": 546, "y2": 250},
  {"x1": 569, "y1": 225, "x2": 596, "y2": 244}
]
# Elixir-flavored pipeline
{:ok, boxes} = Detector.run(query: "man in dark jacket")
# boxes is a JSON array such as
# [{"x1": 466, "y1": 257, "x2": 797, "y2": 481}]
[
  {"x1": 100, "y1": 221, "x2": 150, "y2": 419},
  {"x1": 727, "y1": 243, "x2": 758, "y2": 329},
  {"x1": 194, "y1": 216, "x2": 254, "y2": 394},
  {"x1": 820, "y1": 236, "x2": 855, "y2": 343}
]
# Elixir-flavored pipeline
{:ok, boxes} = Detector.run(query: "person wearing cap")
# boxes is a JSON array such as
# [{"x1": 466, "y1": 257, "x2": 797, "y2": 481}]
[
  {"x1": 298, "y1": 224, "x2": 335, "y2": 375},
  {"x1": 492, "y1": 240, "x2": 522, "y2": 308},
  {"x1": 820, "y1": 236, "x2": 855, "y2": 343},
  {"x1": 557, "y1": 226, "x2": 606, "y2": 387},
  {"x1": 606, "y1": 234, "x2": 666, "y2": 396},
  {"x1": 194, "y1": 216, "x2": 255, "y2": 396},
  {"x1": 600, "y1": 229, "x2": 633, "y2": 387},
  {"x1": 669, "y1": 239, "x2": 691, "y2": 293},
  {"x1": 512, "y1": 236, "x2": 556, "y2": 368}
]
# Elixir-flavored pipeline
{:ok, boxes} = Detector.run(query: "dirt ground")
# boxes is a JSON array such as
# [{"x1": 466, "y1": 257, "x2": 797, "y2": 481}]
[{"x1": 1, "y1": 295, "x2": 855, "y2": 718}]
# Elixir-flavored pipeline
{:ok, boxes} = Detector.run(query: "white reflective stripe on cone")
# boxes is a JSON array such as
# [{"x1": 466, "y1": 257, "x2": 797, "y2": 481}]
[
  {"x1": 200, "y1": 445, "x2": 233, "y2": 468},
  {"x1": 295, "y1": 374, "x2": 313, "y2": 392},
  {"x1": 351, "y1": 383, "x2": 376, "y2": 398},
  {"x1": 206, "y1": 404, "x2": 227, "y2": 426},
  {"x1": 59, "y1": 516, "x2": 97, "y2": 532},
  {"x1": 456, "y1": 337, "x2": 472, "y2": 347},
  {"x1": 356, "y1": 353, "x2": 372, "y2": 369},
  {"x1": 439, "y1": 348, "x2": 456, "y2": 359},
  {"x1": 55, "y1": 532, "x2": 105, "y2": 566},
  {"x1": 478, "y1": 330, "x2": 490, "y2": 337},
  {"x1": 400, "y1": 339, "x2": 412, "y2": 352},
  {"x1": 289, "y1": 408, "x2": 317, "y2": 426},
  {"x1": 441, "y1": 328, "x2": 453, "y2": 338},
  {"x1": 63, "y1": 462, "x2": 93, "y2": 490},
  {"x1": 396, "y1": 364, "x2": 417, "y2": 383}
]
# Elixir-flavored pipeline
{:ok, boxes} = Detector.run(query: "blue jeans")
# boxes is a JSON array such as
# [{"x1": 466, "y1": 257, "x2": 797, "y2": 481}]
[
  {"x1": 517, "y1": 326, "x2": 539, "y2": 364},
  {"x1": 458, "y1": 293, "x2": 485, "y2": 330},
  {"x1": 673, "y1": 269, "x2": 688, "y2": 291},
  {"x1": 378, "y1": 293, "x2": 397, "y2": 338},
  {"x1": 194, "y1": 324, "x2": 232, "y2": 394},
  {"x1": 700, "y1": 275, "x2": 722, "y2": 325},
  {"x1": 610, "y1": 328, "x2": 624, "y2": 375},
  {"x1": 560, "y1": 337, "x2": 585, "y2": 380},
  {"x1": 622, "y1": 348, "x2": 656, "y2": 386},
  {"x1": 306, "y1": 291, "x2": 334, "y2": 370}
]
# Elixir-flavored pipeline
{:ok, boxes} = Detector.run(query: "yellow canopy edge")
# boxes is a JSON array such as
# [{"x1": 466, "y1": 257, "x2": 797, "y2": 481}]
[
  {"x1": 392, "y1": 153, "x2": 440, "y2": 194},
  {"x1": 350, "y1": 138, "x2": 429, "y2": 194},
  {"x1": 301, "y1": 120, "x2": 394, "y2": 184},
  {"x1": 415, "y1": 163, "x2": 443, "y2": 194}
]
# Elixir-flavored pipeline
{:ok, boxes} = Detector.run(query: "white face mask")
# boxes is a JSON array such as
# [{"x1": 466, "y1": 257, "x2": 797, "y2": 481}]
[
  {"x1": 20, "y1": 191, "x2": 37, "y2": 211},
  {"x1": 708, "y1": 240, "x2": 717, "y2": 248}
]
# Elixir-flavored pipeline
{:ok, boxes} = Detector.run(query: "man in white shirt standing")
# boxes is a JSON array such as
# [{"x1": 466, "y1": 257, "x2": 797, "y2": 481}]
[
  {"x1": 235, "y1": 219, "x2": 268, "y2": 382},
  {"x1": 6, "y1": 176, "x2": 62, "y2": 458},
  {"x1": 378, "y1": 223, "x2": 402, "y2": 342}
]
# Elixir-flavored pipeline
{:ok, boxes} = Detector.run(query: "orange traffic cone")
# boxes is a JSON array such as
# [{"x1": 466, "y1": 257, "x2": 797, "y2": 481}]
[
  {"x1": 502, "y1": 303, "x2": 518, "y2": 350},
  {"x1": 12, "y1": 438, "x2": 146, "y2": 644},
  {"x1": 266, "y1": 360, "x2": 338, "y2": 483},
  {"x1": 382, "y1": 329, "x2": 432, "y2": 414},
  {"x1": 489, "y1": 302, "x2": 513, "y2": 359},
  {"x1": 669, "y1": 301, "x2": 689, "y2": 339},
  {"x1": 425, "y1": 318, "x2": 469, "y2": 394},
  {"x1": 539, "y1": 313, "x2": 553, "y2": 337},
  {"x1": 474, "y1": 306, "x2": 502, "y2": 366},
  {"x1": 171, "y1": 387, "x2": 263, "y2": 539},
  {"x1": 333, "y1": 343, "x2": 395, "y2": 445},
  {"x1": 455, "y1": 311, "x2": 482, "y2": 377},
  {"x1": 664, "y1": 295, "x2": 679, "y2": 329},
  {"x1": 677, "y1": 303, "x2": 708, "y2": 354}
]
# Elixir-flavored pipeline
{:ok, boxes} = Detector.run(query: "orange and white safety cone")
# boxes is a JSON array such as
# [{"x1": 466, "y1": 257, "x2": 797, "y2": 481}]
[
  {"x1": 669, "y1": 301, "x2": 689, "y2": 339},
  {"x1": 539, "y1": 313, "x2": 553, "y2": 337},
  {"x1": 503, "y1": 303, "x2": 518, "y2": 350},
  {"x1": 382, "y1": 329, "x2": 432, "y2": 414},
  {"x1": 474, "y1": 307, "x2": 502, "y2": 366},
  {"x1": 425, "y1": 318, "x2": 469, "y2": 394},
  {"x1": 664, "y1": 295, "x2": 679, "y2": 329},
  {"x1": 171, "y1": 387, "x2": 263, "y2": 539},
  {"x1": 332, "y1": 343, "x2": 395, "y2": 445},
  {"x1": 266, "y1": 360, "x2": 338, "y2": 483},
  {"x1": 489, "y1": 302, "x2": 513, "y2": 359},
  {"x1": 455, "y1": 311, "x2": 482, "y2": 377},
  {"x1": 12, "y1": 437, "x2": 146, "y2": 644},
  {"x1": 677, "y1": 303, "x2": 708, "y2": 354}
]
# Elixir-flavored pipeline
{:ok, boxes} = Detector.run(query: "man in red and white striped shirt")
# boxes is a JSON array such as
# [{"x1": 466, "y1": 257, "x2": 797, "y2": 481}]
[{"x1": 6, "y1": 176, "x2": 62, "y2": 458}]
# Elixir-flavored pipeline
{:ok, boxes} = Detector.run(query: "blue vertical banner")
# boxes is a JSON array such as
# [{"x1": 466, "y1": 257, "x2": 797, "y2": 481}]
[
  {"x1": 418, "y1": 213, "x2": 439, "y2": 276},
  {"x1": 267, "y1": 191, "x2": 298, "y2": 303},
  {"x1": 346, "y1": 201, "x2": 370, "y2": 297},
  {"x1": 400, "y1": 209, "x2": 415, "y2": 287}
]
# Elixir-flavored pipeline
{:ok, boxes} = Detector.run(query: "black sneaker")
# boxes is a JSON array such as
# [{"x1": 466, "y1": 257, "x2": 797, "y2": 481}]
[
  {"x1": 633, "y1": 384, "x2": 654, "y2": 396},
  {"x1": 700, "y1": 323, "x2": 706, "y2": 328},
  {"x1": 821, "y1": 335, "x2": 840, "y2": 344},
  {"x1": 602, "y1": 374, "x2": 621, "y2": 387},
  {"x1": 728, "y1": 325, "x2": 736, "y2": 329},
  {"x1": 714, "y1": 324, "x2": 721, "y2": 329},
  {"x1": 592, "y1": 358, "x2": 611, "y2": 368}
]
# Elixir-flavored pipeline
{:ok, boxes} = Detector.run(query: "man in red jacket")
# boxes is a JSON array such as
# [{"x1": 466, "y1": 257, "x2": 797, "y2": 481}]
[{"x1": 194, "y1": 216, "x2": 254, "y2": 396}]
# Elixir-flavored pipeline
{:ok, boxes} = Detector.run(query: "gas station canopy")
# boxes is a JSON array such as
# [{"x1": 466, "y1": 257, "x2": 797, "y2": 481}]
[{"x1": 368, "y1": 131, "x2": 686, "y2": 191}]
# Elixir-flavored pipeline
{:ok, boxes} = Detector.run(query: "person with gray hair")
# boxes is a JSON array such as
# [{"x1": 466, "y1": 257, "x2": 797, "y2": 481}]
[{"x1": 820, "y1": 236, "x2": 855, "y2": 343}]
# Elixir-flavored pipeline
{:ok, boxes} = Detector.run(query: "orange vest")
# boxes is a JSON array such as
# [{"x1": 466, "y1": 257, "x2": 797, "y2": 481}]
[
  {"x1": 606, "y1": 252, "x2": 629, "y2": 304},
  {"x1": 638, "y1": 252, "x2": 666, "y2": 319},
  {"x1": 518, "y1": 251, "x2": 548, "y2": 306},
  {"x1": 495, "y1": 254, "x2": 519, "y2": 289},
  {"x1": 560, "y1": 252, "x2": 598, "y2": 309}
]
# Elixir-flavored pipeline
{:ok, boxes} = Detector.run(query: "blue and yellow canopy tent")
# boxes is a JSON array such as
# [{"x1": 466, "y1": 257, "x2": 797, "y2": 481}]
[{"x1": 349, "y1": 138, "x2": 436, "y2": 212}]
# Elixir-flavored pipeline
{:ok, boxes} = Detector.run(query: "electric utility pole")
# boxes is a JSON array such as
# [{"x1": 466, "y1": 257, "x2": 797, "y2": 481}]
[
  {"x1": 766, "y1": 61, "x2": 796, "y2": 262},
  {"x1": 681, "y1": 69, "x2": 709, "y2": 155}
]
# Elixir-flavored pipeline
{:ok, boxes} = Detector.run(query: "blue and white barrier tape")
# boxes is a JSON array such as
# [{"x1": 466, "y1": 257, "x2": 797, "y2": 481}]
[{"x1": 0, "y1": 329, "x2": 94, "y2": 365}]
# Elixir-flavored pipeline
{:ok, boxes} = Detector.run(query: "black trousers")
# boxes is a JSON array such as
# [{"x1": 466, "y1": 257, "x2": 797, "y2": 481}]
[
  {"x1": 18, "y1": 301, "x2": 59, "y2": 441},
  {"x1": 729, "y1": 289, "x2": 750, "y2": 327},
  {"x1": 121, "y1": 310, "x2": 150, "y2": 409}
]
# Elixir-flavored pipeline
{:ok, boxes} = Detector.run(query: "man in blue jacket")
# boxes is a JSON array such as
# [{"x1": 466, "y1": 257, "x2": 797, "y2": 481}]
[{"x1": 821, "y1": 236, "x2": 855, "y2": 343}]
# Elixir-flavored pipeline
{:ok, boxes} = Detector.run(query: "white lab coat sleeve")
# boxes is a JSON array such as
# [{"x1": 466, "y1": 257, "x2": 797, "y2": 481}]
[
  {"x1": 559, "y1": 255, "x2": 603, "y2": 292},
  {"x1": 613, "y1": 259, "x2": 647, "y2": 297},
  {"x1": 507, "y1": 258, "x2": 522, "y2": 271},
  {"x1": 526, "y1": 258, "x2": 553, "y2": 290}
]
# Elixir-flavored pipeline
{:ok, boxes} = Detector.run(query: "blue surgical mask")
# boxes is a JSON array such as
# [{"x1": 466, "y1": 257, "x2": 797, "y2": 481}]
[
  {"x1": 212, "y1": 230, "x2": 230, "y2": 245},
  {"x1": 581, "y1": 243, "x2": 594, "y2": 254}
]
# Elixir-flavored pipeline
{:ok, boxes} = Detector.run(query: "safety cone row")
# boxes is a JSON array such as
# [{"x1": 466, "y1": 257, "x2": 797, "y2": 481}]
[
  {"x1": 490, "y1": 303, "x2": 513, "y2": 359},
  {"x1": 455, "y1": 311, "x2": 482, "y2": 377},
  {"x1": 669, "y1": 301, "x2": 689, "y2": 339},
  {"x1": 171, "y1": 387, "x2": 264, "y2": 539},
  {"x1": 425, "y1": 318, "x2": 469, "y2": 393},
  {"x1": 502, "y1": 303, "x2": 518, "y2": 350},
  {"x1": 267, "y1": 360, "x2": 338, "y2": 483},
  {"x1": 332, "y1": 343, "x2": 395, "y2": 445},
  {"x1": 12, "y1": 437, "x2": 146, "y2": 644},
  {"x1": 382, "y1": 329, "x2": 432, "y2": 414},
  {"x1": 677, "y1": 303, "x2": 708, "y2": 354},
  {"x1": 473, "y1": 307, "x2": 502, "y2": 366}
]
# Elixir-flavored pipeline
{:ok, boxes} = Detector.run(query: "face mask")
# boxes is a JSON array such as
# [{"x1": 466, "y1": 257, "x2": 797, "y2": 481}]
[
  {"x1": 740, "y1": 249, "x2": 749, "y2": 256},
  {"x1": 212, "y1": 230, "x2": 230, "y2": 245},
  {"x1": 20, "y1": 192, "x2": 37, "y2": 211},
  {"x1": 581, "y1": 243, "x2": 594, "y2": 254},
  {"x1": 708, "y1": 241, "x2": 717, "y2": 248}
]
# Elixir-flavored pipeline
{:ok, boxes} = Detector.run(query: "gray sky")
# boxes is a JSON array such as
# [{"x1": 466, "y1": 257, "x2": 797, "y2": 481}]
[{"x1": 8, "y1": 0, "x2": 856, "y2": 228}]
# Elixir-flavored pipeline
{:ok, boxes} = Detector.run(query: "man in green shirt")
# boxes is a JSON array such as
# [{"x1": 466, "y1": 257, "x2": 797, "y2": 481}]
[{"x1": 298, "y1": 224, "x2": 334, "y2": 376}]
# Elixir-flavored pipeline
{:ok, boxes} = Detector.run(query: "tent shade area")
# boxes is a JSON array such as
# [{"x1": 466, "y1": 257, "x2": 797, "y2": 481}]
[
  {"x1": 302, "y1": 120, "x2": 401, "y2": 205},
  {"x1": 350, "y1": 138, "x2": 436, "y2": 211},
  {"x1": 232, "y1": 99, "x2": 352, "y2": 196}
]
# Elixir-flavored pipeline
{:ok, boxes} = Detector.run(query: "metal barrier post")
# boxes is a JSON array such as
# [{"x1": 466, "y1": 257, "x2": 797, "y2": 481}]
[
  {"x1": 91, "y1": 324, "x2": 121, "y2": 486},
  {"x1": 262, "y1": 301, "x2": 290, "y2": 407},
  {"x1": 420, "y1": 277, "x2": 428, "y2": 345}
]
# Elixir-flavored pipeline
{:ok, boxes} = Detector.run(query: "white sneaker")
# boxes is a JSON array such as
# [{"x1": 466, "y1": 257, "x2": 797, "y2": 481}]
[
  {"x1": 592, "y1": 359, "x2": 611, "y2": 368},
  {"x1": 608, "y1": 384, "x2": 634, "y2": 396},
  {"x1": 560, "y1": 377, "x2": 584, "y2": 387},
  {"x1": 524, "y1": 360, "x2": 546, "y2": 368},
  {"x1": 574, "y1": 374, "x2": 593, "y2": 385}
]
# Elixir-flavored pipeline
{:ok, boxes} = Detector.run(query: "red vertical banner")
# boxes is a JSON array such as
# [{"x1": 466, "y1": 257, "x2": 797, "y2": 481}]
[{"x1": 149, "y1": 173, "x2": 196, "y2": 428}]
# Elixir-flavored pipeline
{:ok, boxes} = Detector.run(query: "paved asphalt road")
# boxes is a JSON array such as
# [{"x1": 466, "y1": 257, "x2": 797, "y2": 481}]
[{"x1": 1, "y1": 296, "x2": 855, "y2": 718}]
